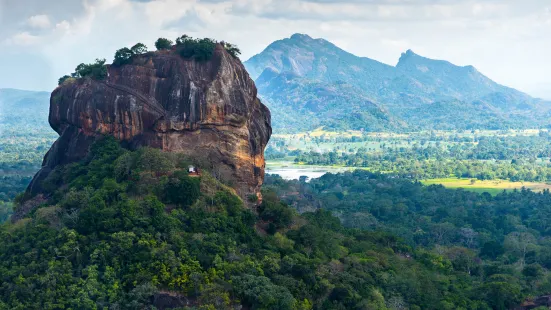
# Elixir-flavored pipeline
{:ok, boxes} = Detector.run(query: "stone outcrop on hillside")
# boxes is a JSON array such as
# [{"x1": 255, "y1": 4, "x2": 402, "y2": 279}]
[{"x1": 27, "y1": 44, "x2": 271, "y2": 202}]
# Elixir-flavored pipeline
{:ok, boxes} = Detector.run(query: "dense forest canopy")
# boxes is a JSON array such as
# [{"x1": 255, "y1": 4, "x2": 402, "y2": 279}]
[
  {"x1": 0, "y1": 138, "x2": 518, "y2": 310},
  {"x1": 265, "y1": 171, "x2": 551, "y2": 309}
]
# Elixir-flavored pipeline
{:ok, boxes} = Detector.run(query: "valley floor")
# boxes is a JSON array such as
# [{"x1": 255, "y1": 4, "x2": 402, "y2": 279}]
[
  {"x1": 266, "y1": 127, "x2": 551, "y2": 195},
  {"x1": 266, "y1": 160, "x2": 551, "y2": 195}
]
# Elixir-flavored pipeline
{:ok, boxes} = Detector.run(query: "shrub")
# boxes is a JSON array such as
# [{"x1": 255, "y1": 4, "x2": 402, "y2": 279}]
[
  {"x1": 113, "y1": 47, "x2": 134, "y2": 66},
  {"x1": 135, "y1": 148, "x2": 175, "y2": 173},
  {"x1": 191, "y1": 38, "x2": 217, "y2": 61},
  {"x1": 247, "y1": 194, "x2": 258, "y2": 203},
  {"x1": 175, "y1": 34, "x2": 193, "y2": 46},
  {"x1": 214, "y1": 191, "x2": 243, "y2": 215},
  {"x1": 72, "y1": 59, "x2": 108, "y2": 80},
  {"x1": 113, "y1": 43, "x2": 147, "y2": 67},
  {"x1": 58, "y1": 75, "x2": 71, "y2": 85},
  {"x1": 522, "y1": 264, "x2": 544, "y2": 279},
  {"x1": 58, "y1": 58, "x2": 106, "y2": 83},
  {"x1": 130, "y1": 43, "x2": 148, "y2": 55},
  {"x1": 175, "y1": 35, "x2": 217, "y2": 62},
  {"x1": 232, "y1": 275, "x2": 296, "y2": 310},
  {"x1": 164, "y1": 172, "x2": 201, "y2": 207},
  {"x1": 222, "y1": 42, "x2": 241, "y2": 59},
  {"x1": 155, "y1": 38, "x2": 173, "y2": 50},
  {"x1": 259, "y1": 199, "x2": 294, "y2": 232}
]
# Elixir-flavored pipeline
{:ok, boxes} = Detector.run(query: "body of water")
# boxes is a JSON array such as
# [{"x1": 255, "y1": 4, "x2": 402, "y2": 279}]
[{"x1": 265, "y1": 162, "x2": 351, "y2": 181}]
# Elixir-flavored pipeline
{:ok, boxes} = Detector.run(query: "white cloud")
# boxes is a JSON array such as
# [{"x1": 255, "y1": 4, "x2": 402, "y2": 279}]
[
  {"x1": 228, "y1": 0, "x2": 511, "y2": 22},
  {"x1": 0, "y1": 0, "x2": 549, "y2": 97},
  {"x1": 27, "y1": 14, "x2": 51, "y2": 28},
  {"x1": 55, "y1": 20, "x2": 71, "y2": 33},
  {"x1": 5, "y1": 31, "x2": 40, "y2": 45}
]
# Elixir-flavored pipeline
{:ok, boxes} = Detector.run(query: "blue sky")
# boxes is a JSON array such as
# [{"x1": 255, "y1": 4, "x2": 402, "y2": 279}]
[{"x1": 1, "y1": 0, "x2": 550, "y2": 99}]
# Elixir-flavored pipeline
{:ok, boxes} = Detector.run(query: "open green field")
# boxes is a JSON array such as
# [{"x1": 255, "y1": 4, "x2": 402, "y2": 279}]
[
  {"x1": 270, "y1": 128, "x2": 549, "y2": 155},
  {"x1": 273, "y1": 128, "x2": 545, "y2": 140},
  {"x1": 421, "y1": 178, "x2": 551, "y2": 195}
]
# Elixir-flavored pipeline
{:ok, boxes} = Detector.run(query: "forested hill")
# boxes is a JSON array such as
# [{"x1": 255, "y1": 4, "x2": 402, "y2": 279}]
[
  {"x1": 245, "y1": 34, "x2": 551, "y2": 133},
  {"x1": 0, "y1": 137, "x2": 527, "y2": 310}
]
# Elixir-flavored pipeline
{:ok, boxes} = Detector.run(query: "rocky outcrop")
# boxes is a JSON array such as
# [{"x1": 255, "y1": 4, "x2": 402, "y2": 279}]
[{"x1": 28, "y1": 44, "x2": 271, "y2": 202}]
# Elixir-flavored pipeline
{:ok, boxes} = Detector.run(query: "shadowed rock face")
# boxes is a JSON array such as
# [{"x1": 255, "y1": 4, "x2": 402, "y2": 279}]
[{"x1": 28, "y1": 44, "x2": 271, "y2": 201}]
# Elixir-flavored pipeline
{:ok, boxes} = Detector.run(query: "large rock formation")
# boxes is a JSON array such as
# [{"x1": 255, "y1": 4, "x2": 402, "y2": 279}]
[{"x1": 28, "y1": 44, "x2": 271, "y2": 201}]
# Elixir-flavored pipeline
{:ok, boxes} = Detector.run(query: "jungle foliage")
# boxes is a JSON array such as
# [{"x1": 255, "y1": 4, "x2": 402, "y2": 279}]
[{"x1": 0, "y1": 138, "x2": 512, "y2": 310}]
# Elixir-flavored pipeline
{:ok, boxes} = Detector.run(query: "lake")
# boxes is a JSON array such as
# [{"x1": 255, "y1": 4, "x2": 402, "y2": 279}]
[{"x1": 265, "y1": 161, "x2": 352, "y2": 181}]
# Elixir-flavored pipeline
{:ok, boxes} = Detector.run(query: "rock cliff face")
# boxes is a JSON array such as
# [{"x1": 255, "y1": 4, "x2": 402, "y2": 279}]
[{"x1": 28, "y1": 44, "x2": 271, "y2": 201}]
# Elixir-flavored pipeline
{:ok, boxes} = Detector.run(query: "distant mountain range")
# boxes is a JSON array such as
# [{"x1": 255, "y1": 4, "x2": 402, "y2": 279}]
[
  {"x1": 0, "y1": 89, "x2": 51, "y2": 135},
  {"x1": 245, "y1": 33, "x2": 551, "y2": 132},
  {"x1": 3, "y1": 36, "x2": 550, "y2": 136}
]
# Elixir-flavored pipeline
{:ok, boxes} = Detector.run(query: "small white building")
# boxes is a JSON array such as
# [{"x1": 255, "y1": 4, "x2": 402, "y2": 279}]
[{"x1": 188, "y1": 165, "x2": 200, "y2": 176}]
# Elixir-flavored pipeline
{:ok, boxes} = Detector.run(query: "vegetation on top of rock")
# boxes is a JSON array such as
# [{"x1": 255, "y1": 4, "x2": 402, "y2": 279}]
[
  {"x1": 155, "y1": 38, "x2": 174, "y2": 51},
  {"x1": 175, "y1": 34, "x2": 241, "y2": 61},
  {"x1": 57, "y1": 75, "x2": 73, "y2": 86},
  {"x1": 130, "y1": 43, "x2": 148, "y2": 55},
  {"x1": 73, "y1": 59, "x2": 108, "y2": 80},
  {"x1": 113, "y1": 42, "x2": 148, "y2": 66},
  {"x1": 154, "y1": 37, "x2": 173, "y2": 50},
  {"x1": 74, "y1": 59, "x2": 108, "y2": 82},
  {"x1": 175, "y1": 35, "x2": 218, "y2": 62},
  {"x1": 57, "y1": 36, "x2": 242, "y2": 86},
  {"x1": 221, "y1": 41, "x2": 241, "y2": 58},
  {"x1": 57, "y1": 59, "x2": 108, "y2": 85},
  {"x1": 113, "y1": 47, "x2": 133, "y2": 66}
]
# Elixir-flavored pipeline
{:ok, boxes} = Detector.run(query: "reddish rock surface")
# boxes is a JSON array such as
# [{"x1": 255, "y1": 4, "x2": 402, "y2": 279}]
[{"x1": 28, "y1": 44, "x2": 271, "y2": 202}]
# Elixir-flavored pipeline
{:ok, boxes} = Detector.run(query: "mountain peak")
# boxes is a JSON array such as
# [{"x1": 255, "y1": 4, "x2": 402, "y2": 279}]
[
  {"x1": 397, "y1": 49, "x2": 421, "y2": 65},
  {"x1": 290, "y1": 33, "x2": 314, "y2": 41},
  {"x1": 396, "y1": 50, "x2": 482, "y2": 75},
  {"x1": 245, "y1": 34, "x2": 540, "y2": 132}
]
